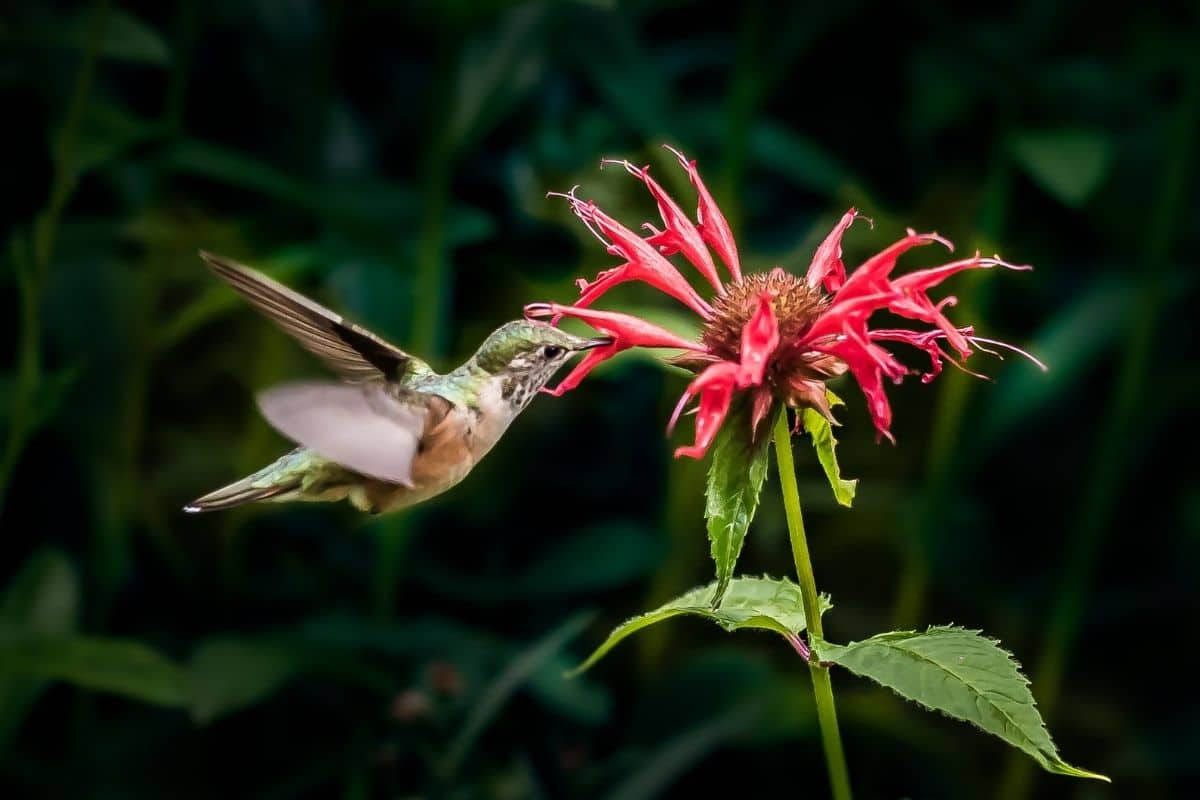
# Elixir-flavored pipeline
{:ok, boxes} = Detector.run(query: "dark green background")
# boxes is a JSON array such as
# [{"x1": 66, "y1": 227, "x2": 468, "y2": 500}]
[{"x1": 2, "y1": 1, "x2": 1197, "y2": 798}]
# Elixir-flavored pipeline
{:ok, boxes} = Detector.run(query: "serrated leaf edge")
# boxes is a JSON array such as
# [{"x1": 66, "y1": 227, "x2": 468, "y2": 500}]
[
  {"x1": 704, "y1": 413, "x2": 773, "y2": 607},
  {"x1": 815, "y1": 625, "x2": 1109, "y2": 783}
]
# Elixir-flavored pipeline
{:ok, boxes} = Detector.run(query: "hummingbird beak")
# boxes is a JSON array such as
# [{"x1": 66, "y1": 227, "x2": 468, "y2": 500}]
[{"x1": 576, "y1": 336, "x2": 613, "y2": 351}]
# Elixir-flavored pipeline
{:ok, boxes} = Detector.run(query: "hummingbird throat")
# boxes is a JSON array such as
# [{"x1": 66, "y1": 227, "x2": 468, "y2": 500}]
[{"x1": 499, "y1": 370, "x2": 544, "y2": 411}]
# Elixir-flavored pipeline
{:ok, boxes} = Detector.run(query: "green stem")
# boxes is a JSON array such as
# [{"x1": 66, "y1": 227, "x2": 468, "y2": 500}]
[
  {"x1": 0, "y1": 239, "x2": 38, "y2": 517},
  {"x1": 773, "y1": 411, "x2": 853, "y2": 800},
  {"x1": 0, "y1": 0, "x2": 107, "y2": 517}
]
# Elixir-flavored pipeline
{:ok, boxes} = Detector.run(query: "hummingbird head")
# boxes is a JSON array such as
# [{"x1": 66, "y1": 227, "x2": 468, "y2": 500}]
[{"x1": 472, "y1": 320, "x2": 611, "y2": 406}]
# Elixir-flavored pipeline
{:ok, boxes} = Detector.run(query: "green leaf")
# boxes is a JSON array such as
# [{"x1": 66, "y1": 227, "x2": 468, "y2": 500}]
[
  {"x1": 187, "y1": 640, "x2": 310, "y2": 725},
  {"x1": 705, "y1": 407, "x2": 773, "y2": 607},
  {"x1": 802, "y1": 391, "x2": 856, "y2": 507},
  {"x1": 527, "y1": 653, "x2": 611, "y2": 725},
  {"x1": 571, "y1": 576, "x2": 831, "y2": 675},
  {"x1": 0, "y1": 550, "x2": 79, "y2": 751},
  {"x1": 94, "y1": 9, "x2": 170, "y2": 65},
  {"x1": 187, "y1": 637, "x2": 394, "y2": 724},
  {"x1": 813, "y1": 626, "x2": 1109, "y2": 782},
  {"x1": 0, "y1": 549, "x2": 78, "y2": 632},
  {"x1": 1009, "y1": 129, "x2": 1113, "y2": 207},
  {"x1": 74, "y1": 99, "x2": 159, "y2": 175},
  {"x1": 0, "y1": 632, "x2": 187, "y2": 708},
  {"x1": 6, "y1": 8, "x2": 170, "y2": 65}
]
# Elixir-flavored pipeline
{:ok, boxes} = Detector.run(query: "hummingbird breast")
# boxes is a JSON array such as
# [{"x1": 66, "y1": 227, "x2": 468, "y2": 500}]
[
  {"x1": 361, "y1": 382, "x2": 517, "y2": 514},
  {"x1": 356, "y1": 415, "x2": 473, "y2": 513}
]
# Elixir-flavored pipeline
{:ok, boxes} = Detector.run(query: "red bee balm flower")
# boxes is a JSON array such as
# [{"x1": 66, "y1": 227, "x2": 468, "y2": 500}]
[{"x1": 526, "y1": 146, "x2": 1043, "y2": 459}]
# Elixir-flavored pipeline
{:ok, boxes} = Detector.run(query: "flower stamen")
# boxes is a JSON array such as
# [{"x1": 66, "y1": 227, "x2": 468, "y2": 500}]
[{"x1": 969, "y1": 336, "x2": 1048, "y2": 372}]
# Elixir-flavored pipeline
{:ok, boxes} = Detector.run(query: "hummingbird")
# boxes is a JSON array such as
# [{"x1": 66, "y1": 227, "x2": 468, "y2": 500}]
[{"x1": 184, "y1": 252, "x2": 611, "y2": 514}]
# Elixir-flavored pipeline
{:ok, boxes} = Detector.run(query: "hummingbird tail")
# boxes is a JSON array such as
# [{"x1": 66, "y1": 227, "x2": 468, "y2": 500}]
[
  {"x1": 183, "y1": 448, "x2": 355, "y2": 513},
  {"x1": 183, "y1": 478, "x2": 295, "y2": 513}
]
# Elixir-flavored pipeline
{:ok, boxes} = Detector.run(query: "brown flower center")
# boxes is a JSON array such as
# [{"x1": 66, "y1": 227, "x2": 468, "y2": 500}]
[{"x1": 701, "y1": 268, "x2": 827, "y2": 362}]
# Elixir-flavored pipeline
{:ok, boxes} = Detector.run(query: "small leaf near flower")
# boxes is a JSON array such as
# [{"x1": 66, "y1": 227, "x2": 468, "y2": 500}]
[
  {"x1": 802, "y1": 390, "x2": 857, "y2": 508},
  {"x1": 569, "y1": 576, "x2": 832, "y2": 676},
  {"x1": 811, "y1": 626, "x2": 1109, "y2": 783},
  {"x1": 705, "y1": 404, "x2": 773, "y2": 607}
]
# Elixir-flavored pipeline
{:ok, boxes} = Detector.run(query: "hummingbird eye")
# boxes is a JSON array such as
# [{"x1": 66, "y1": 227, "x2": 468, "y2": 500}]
[{"x1": 541, "y1": 345, "x2": 565, "y2": 360}]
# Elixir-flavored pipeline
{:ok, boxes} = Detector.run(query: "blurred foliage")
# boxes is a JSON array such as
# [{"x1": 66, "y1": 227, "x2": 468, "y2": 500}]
[{"x1": 1, "y1": 0, "x2": 1197, "y2": 798}]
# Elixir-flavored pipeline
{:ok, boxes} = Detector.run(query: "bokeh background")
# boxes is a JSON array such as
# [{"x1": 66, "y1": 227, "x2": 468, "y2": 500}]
[{"x1": 2, "y1": 1, "x2": 1198, "y2": 798}]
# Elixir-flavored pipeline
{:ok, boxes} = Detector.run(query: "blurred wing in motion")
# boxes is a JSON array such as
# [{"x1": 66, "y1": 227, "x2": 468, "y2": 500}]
[
  {"x1": 256, "y1": 382, "x2": 435, "y2": 486},
  {"x1": 200, "y1": 251, "x2": 422, "y2": 382}
]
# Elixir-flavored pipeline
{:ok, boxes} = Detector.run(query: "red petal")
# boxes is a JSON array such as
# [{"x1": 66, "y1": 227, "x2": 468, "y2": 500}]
[
  {"x1": 525, "y1": 303, "x2": 702, "y2": 350},
  {"x1": 801, "y1": 247, "x2": 1033, "y2": 442},
  {"x1": 870, "y1": 327, "x2": 1047, "y2": 383},
  {"x1": 887, "y1": 293, "x2": 972, "y2": 357},
  {"x1": 803, "y1": 248, "x2": 1033, "y2": 441},
  {"x1": 805, "y1": 208, "x2": 860, "y2": 293},
  {"x1": 750, "y1": 386, "x2": 775, "y2": 437},
  {"x1": 887, "y1": 254, "x2": 1031, "y2": 357},
  {"x1": 869, "y1": 328, "x2": 960, "y2": 383},
  {"x1": 603, "y1": 159, "x2": 724, "y2": 291},
  {"x1": 892, "y1": 253, "x2": 1030, "y2": 293},
  {"x1": 736, "y1": 292, "x2": 780, "y2": 388},
  {"x1": 670, "y1": 361, "x2": 739, "y2": 460},
  {"x1": 574, "y1": 263, "x2": 646, "y2": 309},
  {"x1": 813, "y1": 324, "x2": 908, "y2": 443},
  {"x1": 542, "y1": 347, "x2": 611, "y2": 396},
  {"x1": 801, "y1": 230, "x2": 953, "y2": 350},
  {"x1": 786, "y1": 378, "x2": 835, "y2": 421},
  {"x1": 552, "y1": 190, "x2": 713, "y2": 318},
  {"x1": 524, "y1": 302, "x2": 705, "y2": 394},
  {"x1": 664, "y1": 145, "x2": 742, "y2": 282},
  {"x1": 833, "y1": 228, "x2": 952, "y2": 304},
  {"x1": 802, "y1": 290, "x2": 894, "y2": 344}
]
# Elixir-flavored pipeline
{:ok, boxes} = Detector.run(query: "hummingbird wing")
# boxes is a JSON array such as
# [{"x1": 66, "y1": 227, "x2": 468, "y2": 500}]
[
  {"x1": 200, "y1": 251, "x2": 424, "y2": 382},
  {"x1": 256, "y1": 381, "x2": 448, "y2": 487}
]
